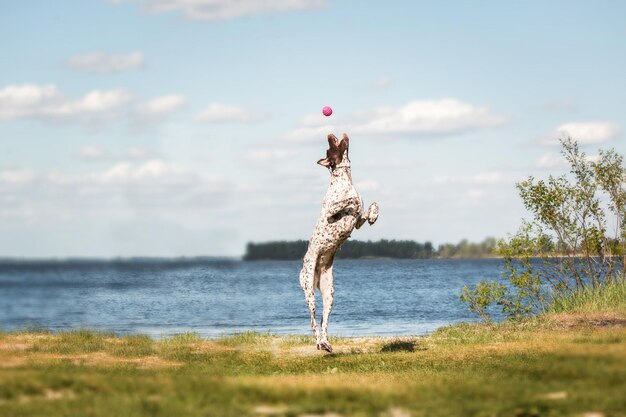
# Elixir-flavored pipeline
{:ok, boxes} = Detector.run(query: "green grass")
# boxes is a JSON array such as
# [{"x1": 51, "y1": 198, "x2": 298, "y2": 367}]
[
  {"x1": 429, "y1": 318, "x2": 548, "y2": 346},
  {"x1": 30, "y1": 329, "x2": 112, "y2": 354},
  {"x1": 1, "y1": 316, "x2": 625, "y2": 417},
  {"x1": 546, "y1": 279, "x2": 626, "y2": 314},
  {"x1": 107, "y1": 335, "x2": 154, "y2": 357},
  {"x1": 216, "y1": 331, "x2": 275, "y2": 347},
  {"x1": 159, "y1": 331, "x2": 202, "y2": 348},
  {"x1": 26, "y1": 329, "x2": 154, "y2": 358}
]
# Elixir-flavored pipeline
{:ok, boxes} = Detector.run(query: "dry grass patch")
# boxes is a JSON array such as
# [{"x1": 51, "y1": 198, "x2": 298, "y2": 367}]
[
  {"x1": 234, "y1": 373, "x2": 416, "y2": 396},
  {"x1": 189, "y1": 340, "x2": 238, "y2": 354},
  {"x1": 0, "y1": 355, "x2": 28, "y2": 368},
  {"x1": 547, "y1": 312, "x2": 626, "y2": 328},
  {"x1": 0, "y1": 334, "x2": 52, "y2": 352},
  {"x1": 28, "y1": 351, "x2": 181, "y2": 369},
  {"x1": 253, "y1": 404, "x2": 289, "y2": 415},
  {"x1": 281, "y1": 337, "x2": 389, "y2": 357}
]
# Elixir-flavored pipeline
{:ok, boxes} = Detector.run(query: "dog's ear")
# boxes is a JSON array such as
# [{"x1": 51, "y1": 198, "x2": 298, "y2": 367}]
[
  {"x1": 327, "y1": 133, "x2": 339, "y2": 149},
  {"x1": 317, "y1": 158, "x2": 332, "y2": 167},
  {"x1": 339, "y1": 133, "x2": 349, "y2": 152}
]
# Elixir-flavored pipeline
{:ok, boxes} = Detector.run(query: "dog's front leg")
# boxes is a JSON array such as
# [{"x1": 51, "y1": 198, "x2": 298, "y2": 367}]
[{"x1": 356, "y1": 202, "x2": 379, "y2": 229}]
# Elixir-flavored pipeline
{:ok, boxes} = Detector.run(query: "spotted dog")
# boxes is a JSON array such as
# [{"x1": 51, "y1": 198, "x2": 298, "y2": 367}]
[{"x1": 299, "y1": 133, "x2": 379, "y2": 353}]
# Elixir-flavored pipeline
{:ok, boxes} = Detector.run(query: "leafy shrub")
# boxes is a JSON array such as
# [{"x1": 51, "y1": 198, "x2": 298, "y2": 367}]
[{"x1": 462, "y1": 137, "x2": 626, "y2": 321}]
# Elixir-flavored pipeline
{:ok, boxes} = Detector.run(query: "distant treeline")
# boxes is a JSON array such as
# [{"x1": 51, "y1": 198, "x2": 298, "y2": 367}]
[{"x1": 243, "y1": 238, "x2": 497, "y2": 260}]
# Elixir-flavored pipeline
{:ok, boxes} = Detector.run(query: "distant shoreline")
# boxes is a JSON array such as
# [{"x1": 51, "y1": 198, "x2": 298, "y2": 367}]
[
  {"x1": 243, "y1": 238, "x2": 498, "y2": 261},
  {"x1": 3, "y1": 254, "x2": 604, "y2": 264}
]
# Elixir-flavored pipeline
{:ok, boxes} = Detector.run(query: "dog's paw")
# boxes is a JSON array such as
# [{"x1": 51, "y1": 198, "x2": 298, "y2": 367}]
[
  {"x1": 367, "y1": 202, "x2": 379, "y2": 225},
  {"x1": 317, "y1": 342, "x2": 333, "y2": 353}
]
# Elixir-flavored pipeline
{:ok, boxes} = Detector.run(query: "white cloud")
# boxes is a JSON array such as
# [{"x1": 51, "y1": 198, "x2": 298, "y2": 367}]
[
  {"x1": 135, "y1": 94, "x2": 186, "y2": 120},
  {"x1": 0, "y1": 84, "x2": 188, "y2": 127},
  {"x1": 357, "y1": 99, "x2": 506, "y2": 136},
  {"x1": 0, "y1": 84, "x2": 60, "y2": 119},
  {"x1": 67, "y1": 51, "x2": 144, "y2": 73},
  {"x1": 0, "y1": 168, "x2": 34, "y2": 185},
  {"x1": 196, "y1": 103, "x2": 264, "y2": 123},
  {"x1": 0, "y1": 84, "x2": 131, "y2": 121},
  {"x1": 543, "y1": 122, "x2": 621, "y2": 145},
  {"x1": 115, "y1": 0, "x2": 325, "y2": 21},
  {"x1": 97, "y1": 159, "x2": 186, "y2": 184},
  {"x1": 0, "y1": 160, "x2": 232, "y2": 246},
  {"x1": 50, "y1": 90, "x2": 133, "y2": 116},
  {"x1": 45, "y1": 159, "x2": 190, "y2": 186},
  {"x1": 286, "y1": 98, "x2": 507, "y2": 142},
  {"x1": 558, "y1": 122, "x2": 620, "y2": 143},
  {"x1": 536, "y1": 153, "x2": 566, "y2": 169},
  {"x1": 45, "y1": 159, "x2": 228, "y2": 198}
]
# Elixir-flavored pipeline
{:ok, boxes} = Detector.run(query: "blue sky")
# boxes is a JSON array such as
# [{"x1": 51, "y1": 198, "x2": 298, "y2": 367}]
[{"x1": 1, "y1": 0, "x2": 625, "y2": 257}]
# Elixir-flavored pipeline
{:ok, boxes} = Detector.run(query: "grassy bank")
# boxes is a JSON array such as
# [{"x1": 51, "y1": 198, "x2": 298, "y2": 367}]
[
  {"x1": 546, "y1": 280, "x2": 626, "y2": 315},
  {"x1": 1, "y1": 313, "x2": 625, "y2": 417}
]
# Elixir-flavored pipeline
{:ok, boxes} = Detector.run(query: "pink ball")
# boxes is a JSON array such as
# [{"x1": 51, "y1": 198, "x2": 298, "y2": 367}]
[{"x1": 322, "y1": 106, "x2": 333, "y2": 117}]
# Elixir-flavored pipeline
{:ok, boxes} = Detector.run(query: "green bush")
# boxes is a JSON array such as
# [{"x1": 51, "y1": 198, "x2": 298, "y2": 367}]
[
  {"x1": 460, "y1": 281, "x2": 506, "y2": 322},
  {"x1": 462, "y1": 137, "x2": 626, "y2": 320}
]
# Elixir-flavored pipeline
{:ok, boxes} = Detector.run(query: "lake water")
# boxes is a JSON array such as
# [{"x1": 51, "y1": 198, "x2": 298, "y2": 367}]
[{"x1": 0, "y1": 259, "x2": 506, "y2": 338}]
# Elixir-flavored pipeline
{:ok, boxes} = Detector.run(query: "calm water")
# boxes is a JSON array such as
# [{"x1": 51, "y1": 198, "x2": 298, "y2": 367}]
[{"x1": 0, "y1": 259, "x2": 506, "y2": 338}]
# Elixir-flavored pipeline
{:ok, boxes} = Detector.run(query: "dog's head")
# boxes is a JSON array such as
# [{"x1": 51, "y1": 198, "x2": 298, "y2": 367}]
[{"x1": 317, "y1": 133, "x2": 349, "y2": 170}]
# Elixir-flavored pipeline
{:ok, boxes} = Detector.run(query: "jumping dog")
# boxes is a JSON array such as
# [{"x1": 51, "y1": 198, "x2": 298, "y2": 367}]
[{"x1": 299, "y1": 133, "x2": 379, "y2": 352}]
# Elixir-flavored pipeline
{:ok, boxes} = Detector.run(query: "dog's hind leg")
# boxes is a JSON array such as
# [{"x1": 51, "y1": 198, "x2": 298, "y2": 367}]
[
  {"x1": 300, "y1": 252, "x2": 320, "y2": 344},
  {"x1": 318, "y1": 259, "x2": 335, "y2": 353}
]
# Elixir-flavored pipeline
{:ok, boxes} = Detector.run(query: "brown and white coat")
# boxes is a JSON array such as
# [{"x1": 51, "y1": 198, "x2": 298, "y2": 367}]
[{"x1": 299, "y1": 133, "x2": 379, "y2": 352}]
